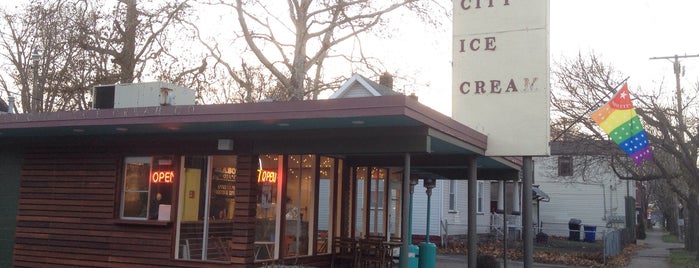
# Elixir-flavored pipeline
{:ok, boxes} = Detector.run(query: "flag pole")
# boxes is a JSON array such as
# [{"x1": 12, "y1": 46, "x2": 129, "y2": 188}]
[{"x1": 552, "y1": 76, "x2": 630, "y2": 141}]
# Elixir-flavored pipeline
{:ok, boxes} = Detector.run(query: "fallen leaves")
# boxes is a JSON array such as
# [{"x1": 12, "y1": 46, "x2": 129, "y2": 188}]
[{"x1": 437, "y1": 236, "x2": 639, "y2": 267}]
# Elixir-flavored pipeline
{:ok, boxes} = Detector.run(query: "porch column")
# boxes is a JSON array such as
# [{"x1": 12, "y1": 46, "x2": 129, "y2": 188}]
[
  {"x1": 512, "y1": 181, "x2": 521, "y2": 214},
  {"x1": 400, "y1": 153, "x2": 411, "y2": 268},
  {"x1": 467, "y1": 157, "x2": 477, "y2": 268},
  {"x1": 522, "y1": 156, "x2": 534, "y2": 267},
  {"x1": 498, "y1": 181, "x2": 505, "y2": 213}
]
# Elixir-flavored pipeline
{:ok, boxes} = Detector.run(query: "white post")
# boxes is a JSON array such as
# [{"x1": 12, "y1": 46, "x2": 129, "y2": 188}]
[
  {"x1": 498, "y1": 181, "x2": 505, "y2": 213},
  {"x1": 512, "y1": 182, "x2": 521, "y2": 214}
]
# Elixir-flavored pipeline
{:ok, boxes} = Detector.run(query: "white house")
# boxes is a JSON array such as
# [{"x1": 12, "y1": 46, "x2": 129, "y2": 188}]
[
  {"x1": 417, "y1": 179, "x2": 491, "y2": 242},
  {"x1": 533, "y1": 141, "x2": 636, "y2": 239}
]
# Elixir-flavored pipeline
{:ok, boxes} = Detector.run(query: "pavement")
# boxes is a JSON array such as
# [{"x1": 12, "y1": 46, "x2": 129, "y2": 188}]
[
  {"x1": 434, "y1": 228, "x2": 684, "y2": 268},
  {"x1": 625, "y1": 228, "x2": 684, "y2": 268}
]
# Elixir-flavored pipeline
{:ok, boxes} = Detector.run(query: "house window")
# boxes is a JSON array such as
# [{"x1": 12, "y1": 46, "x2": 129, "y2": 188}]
[
  {"x1": 120, "y1": 156, "x2": 174, "y2": 220},
  {"x1": 477, "y1": 181, "x2": 484, "y2": 213},
  {"x1": 558, "y1": 156, "x2": 573, "y2": 176},
  {"x1": 449, "y1": 180, "x2": 456, "y2": 211}
]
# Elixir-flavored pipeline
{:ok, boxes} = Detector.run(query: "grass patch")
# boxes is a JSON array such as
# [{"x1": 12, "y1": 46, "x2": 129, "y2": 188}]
[
  {"x1": 662, "y1": 234, "x2": 681, "y2": 243},
  {"x1": 670, "y1": 249, "x2": 699, "y2": 268}
]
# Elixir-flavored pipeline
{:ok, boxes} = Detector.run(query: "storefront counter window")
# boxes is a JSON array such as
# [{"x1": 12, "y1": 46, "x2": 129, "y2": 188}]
[{"x1": 120, "y1": 156, "x2": 174, "y2": 221}]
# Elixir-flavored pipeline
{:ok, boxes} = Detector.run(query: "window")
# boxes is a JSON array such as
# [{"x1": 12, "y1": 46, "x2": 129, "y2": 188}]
[
  {"x1": 120, "y1": 156, "x2": 174, "y2": 221},
  {"x1": 176, "y1": 155, "x2": 237, "y2": 261},
  {"x1": 253, "y1": 155, "x2": 281, "y2": 261},
  {"x1": 448, "y1": 180, "x2": 456, "y2": 211},
  {"x1": 558, "y1": 156, "x2": 573, "y2": 176},
  {"x1": 477, "y1": 181, "x2": 484, "y2": 213},
  {"x1": 370, "y1": 190, "x2": 385, "y2": 208},
  {"x1": 316, "y1": 156, "x2": 335, "y2": 254},
  {"x1": 285, "y1": 154, "x2": 317, "y2": 257}
]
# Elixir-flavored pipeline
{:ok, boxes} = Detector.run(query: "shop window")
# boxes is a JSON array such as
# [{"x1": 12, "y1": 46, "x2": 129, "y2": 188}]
[
  {"x1": 120, "y1": 156, "x2": 174, "y2": 221},
  {"x1": 558, "y1": 156, "x2": 573, "y2": 176},
  {"x1": 316, "y1": 156, "x2": 335, "y2": 255},
  {"x1": 176, "y1": 155, "x2": 237, "y2": 262},
  {"x1": 255, "y1": 154, "x2": 281, "y2": 261},
  {"x1": 284, "y1": 154, "x2": 316, "y2": 257}
]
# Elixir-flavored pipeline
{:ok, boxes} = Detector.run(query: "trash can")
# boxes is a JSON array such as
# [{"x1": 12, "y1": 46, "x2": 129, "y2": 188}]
[
  {"x1": 418, "y1": 242, "x2": 436, "y2": 268},
  {"x1": 583, "y1": 225, "x2": 597, "y2": 242},
  {"x1": 399, "y1": 244, "x2": 419, "y2": 268},
  {"x1": 568, "y1": 218, "x2": 581, "y2": 241}
]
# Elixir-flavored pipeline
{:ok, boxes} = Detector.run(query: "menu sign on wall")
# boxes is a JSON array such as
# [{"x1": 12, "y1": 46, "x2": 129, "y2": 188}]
[
  {"x1": 213, "y1": 168, "x2": 236, "y2": 197},
  {"x1": 452, "y1": 0, "x2": 551, "y2": 156}
]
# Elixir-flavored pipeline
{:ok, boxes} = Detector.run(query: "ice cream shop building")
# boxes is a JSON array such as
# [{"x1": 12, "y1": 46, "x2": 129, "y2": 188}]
[{"x1": 0, "y1": 81, "x2": 520, "y2": 267}]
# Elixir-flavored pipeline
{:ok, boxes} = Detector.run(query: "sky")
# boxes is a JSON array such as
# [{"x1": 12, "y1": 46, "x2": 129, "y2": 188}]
[
  {"x1": 390, "y1": 0, "x2": 699, "y2": 115},
  {"x1": 2, "y1": 0, "x2": 698, "y2": 115}
]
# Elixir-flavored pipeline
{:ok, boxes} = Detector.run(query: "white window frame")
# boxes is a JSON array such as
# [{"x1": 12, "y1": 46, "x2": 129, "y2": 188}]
[
  {"x1": 448, "y1": 180, "x2": 457, "y2": 212},
  {"x1": 476, "y1": 181, "x2": 485, "y2": 214},
  {"x1": 120, "y1": 156, "x2": 154, "y2": 220}
]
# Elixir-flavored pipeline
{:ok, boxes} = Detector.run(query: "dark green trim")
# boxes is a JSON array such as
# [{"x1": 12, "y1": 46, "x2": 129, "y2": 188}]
[{"x1": 0, "y1": 148, "x2": 21, "y2": 267}]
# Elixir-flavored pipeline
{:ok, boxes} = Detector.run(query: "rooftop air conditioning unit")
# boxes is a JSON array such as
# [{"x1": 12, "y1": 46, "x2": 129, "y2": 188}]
[{"x1": 92, "y1": 81, "x2": 195, "y2": 109}]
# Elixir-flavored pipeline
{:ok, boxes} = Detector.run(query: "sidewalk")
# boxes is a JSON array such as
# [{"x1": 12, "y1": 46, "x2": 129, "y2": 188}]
[
  {"x1": 625, "y1": 228, "x2": 684, "y2": 268},
  {"x1": 436, "y1": 254, "x2": 580, "y2": 268},
  {"x1": 435, "y1": 228, "x2": 684, "y2": 268}
]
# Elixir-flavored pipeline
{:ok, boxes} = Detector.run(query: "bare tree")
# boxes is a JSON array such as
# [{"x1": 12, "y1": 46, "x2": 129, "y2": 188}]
[
  {"x1": 0, "y1": 0, "x2": 107, "y2": 112},
  {"x1": 553, "y1": 52, "x2": 699, "y2": 250},
  {"x1": 0, "y1": 0, "x2": 205, "y2": 112},
  {"x1": 75, "y1": 0, "x2": 191, "y2": 84},
  {"x1": 190, "y1": 0, "x2": 447, "y2": 102}
]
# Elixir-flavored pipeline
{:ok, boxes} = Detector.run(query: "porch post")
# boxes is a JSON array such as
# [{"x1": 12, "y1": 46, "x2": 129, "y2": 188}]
[
  {"x1": 400, "y1": 153, "x2": 411, "y2": 268},
  {"x1": 522, "y1": 156, "x2": 534, "y2": 267},
  {"x1": 467, "y1": 156, "x2": 477, "y2": 268},
  {"x1": 498, "y1": 181, "x2": 505, "y2": 213},
  {"x1": 512, "y1": 182, "x2": 520, "y2": 214}
]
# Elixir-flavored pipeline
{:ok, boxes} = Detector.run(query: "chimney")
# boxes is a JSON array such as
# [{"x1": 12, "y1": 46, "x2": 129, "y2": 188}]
[
  {"x1": 379, "y1": 71, "x2": 393, "y2": 89},
  {"x1": 8, "y1": 96, "x2": 14, "y2": 113}
]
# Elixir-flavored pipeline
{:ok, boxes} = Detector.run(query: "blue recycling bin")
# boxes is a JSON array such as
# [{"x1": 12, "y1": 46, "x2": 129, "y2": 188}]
[{"x1": 583, "y1": 225, "x2": 596, "y2": 242}]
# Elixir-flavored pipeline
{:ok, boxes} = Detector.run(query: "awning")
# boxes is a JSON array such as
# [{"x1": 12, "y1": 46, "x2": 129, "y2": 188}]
[{"x1": 532, "y1": 185, "x2": 550, "y2": 202}]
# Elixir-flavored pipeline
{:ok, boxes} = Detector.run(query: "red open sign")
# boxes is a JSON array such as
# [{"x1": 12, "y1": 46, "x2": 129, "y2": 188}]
[
  {"x1": 257, "y1": 169, "x2": 277, "y2": 184},
  {"x1": 152, "y1": 171, "x2": 175, "y2": 184}
]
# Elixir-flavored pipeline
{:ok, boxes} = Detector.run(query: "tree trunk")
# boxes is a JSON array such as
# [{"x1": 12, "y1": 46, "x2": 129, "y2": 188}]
[
  {"x1": 664, "y1": 210, "x2": 678, "y2": 236},
  {"x1": 686, "y1": 194, "x2": 699, "y2": 251},
  {"x1": 119, "y1": 0, "x2": 138, "y2": 83}
]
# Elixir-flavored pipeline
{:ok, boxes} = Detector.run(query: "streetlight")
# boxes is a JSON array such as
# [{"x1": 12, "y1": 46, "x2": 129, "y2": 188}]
[{"x1": 31, "y1": 48, "x2": 41, "y2": 112}]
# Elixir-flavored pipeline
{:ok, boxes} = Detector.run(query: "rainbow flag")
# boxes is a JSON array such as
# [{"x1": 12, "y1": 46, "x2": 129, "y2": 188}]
[{"x1": 590, "y1": 83, "x2": 652, "y2": 166}]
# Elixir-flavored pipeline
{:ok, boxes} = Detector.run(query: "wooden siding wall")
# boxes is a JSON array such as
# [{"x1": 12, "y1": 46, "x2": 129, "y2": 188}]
[{"x1": 12, "y1": 141, "x2": 259, "y2": 268}]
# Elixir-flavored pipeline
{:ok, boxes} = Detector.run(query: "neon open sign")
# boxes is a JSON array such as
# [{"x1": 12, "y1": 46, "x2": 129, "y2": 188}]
[
  {"x1": 152, "y1": 171, "x2": 175, "y2": 184},
  {"x1": 257, "y1": 169, "x2": 277, "y2": 184}
]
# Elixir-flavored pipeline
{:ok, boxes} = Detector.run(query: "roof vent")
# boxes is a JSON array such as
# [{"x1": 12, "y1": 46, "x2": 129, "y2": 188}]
[{"x1": 92, "y1": 81, "x2": 195, "y2": 109}]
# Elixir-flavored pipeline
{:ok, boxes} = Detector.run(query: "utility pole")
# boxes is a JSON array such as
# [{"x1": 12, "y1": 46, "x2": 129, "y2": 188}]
[
  {"x1": 649, "y1": 54, "x2": 699, "y2": 130},
  {"x1": 31, "y1": 48, "x2": 41, "y2": 112}
]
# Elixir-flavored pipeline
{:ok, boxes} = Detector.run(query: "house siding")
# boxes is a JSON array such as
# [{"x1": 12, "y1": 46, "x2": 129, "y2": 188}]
[
  {"x1": 342, "y1": 84, "x2": 375, "y2": 98},
  {"x1": 534, "y1": 156, "x2": 634, "y2": 238},
  {"x1": 411, "y1": 179, "x2": 491, "y2": 240}
]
